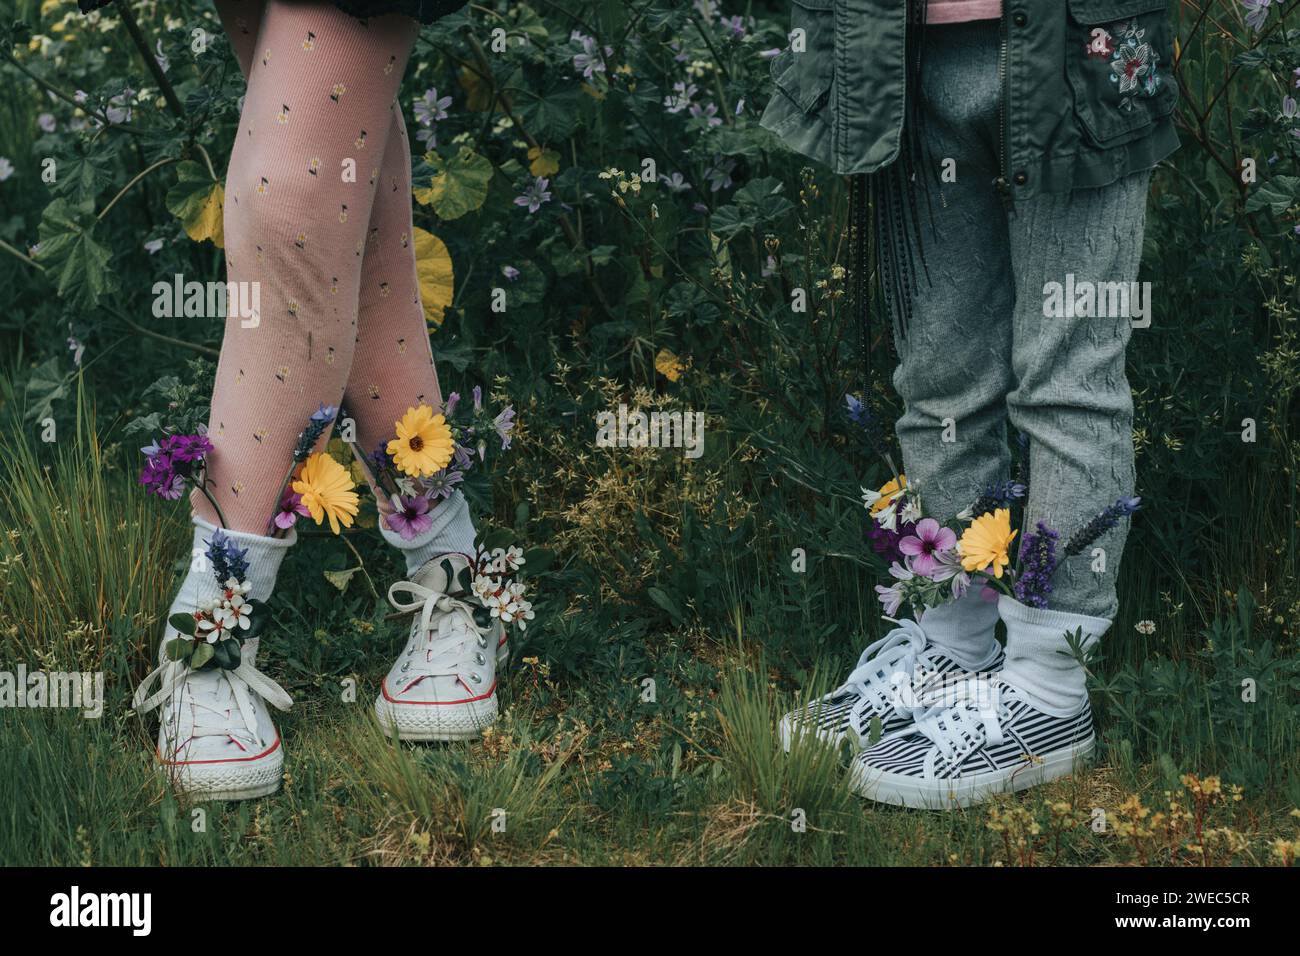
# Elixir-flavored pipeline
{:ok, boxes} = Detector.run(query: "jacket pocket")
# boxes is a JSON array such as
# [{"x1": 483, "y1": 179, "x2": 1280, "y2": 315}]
[
  {"x1": 1066, "y1": 0, "x2": 1178, "y2": 147},
  {"x1": 770, "y1": 0, "x2": 835, "y2": 115}
]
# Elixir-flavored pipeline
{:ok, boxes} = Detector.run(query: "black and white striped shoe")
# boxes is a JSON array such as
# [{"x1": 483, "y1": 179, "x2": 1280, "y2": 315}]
[
  {"x1": 849, "y1": 679, "x2": 1095, "y2": 809},
  {"x1": 780, "y1": 618, "x2": 1003, "y2": 752}
]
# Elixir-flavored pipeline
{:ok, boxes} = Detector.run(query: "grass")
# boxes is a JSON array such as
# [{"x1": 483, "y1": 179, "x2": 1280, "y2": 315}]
[{"x1": 0, "y1": 382, "x2": 1297, "y2": 868}]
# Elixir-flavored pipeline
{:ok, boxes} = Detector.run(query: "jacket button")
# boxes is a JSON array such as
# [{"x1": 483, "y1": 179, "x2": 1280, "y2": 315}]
[
  {"x1": 1012, "y1": 11, "x2": 1027, "y2": 26},
  {"x1": 1013, "y1": 171, "x2": 1028, "y2": 186}
]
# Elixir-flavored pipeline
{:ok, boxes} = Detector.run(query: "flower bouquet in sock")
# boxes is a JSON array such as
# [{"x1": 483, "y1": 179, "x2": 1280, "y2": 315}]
[
  {"x1": 847, "y1": 394, "x2": 1141, "y2": 622},
  {"x1": 349, "y1": 385, "x2": 516, "y2": 542}
]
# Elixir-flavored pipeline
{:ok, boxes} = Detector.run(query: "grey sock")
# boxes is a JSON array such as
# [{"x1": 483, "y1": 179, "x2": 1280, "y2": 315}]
[{"x1": 379, "y1": 491, "x2": 477, "y2": 577}]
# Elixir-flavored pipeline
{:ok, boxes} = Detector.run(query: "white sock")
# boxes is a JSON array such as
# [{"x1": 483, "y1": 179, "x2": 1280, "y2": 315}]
[
  {"x1": 917, "y1": 587, "x2": 1001, "y2": 669},
  {"x1": 162, "y1": 518, "x2": 296, "y2": 655},
  {"x1": 996, "y1": 595, "x2": 1110, "y2": 716},
  {"x1": 379, "y1": 491, "x2": 477, "y2": 577}
]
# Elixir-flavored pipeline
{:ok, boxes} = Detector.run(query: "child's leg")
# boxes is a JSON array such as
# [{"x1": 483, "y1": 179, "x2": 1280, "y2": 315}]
[
  {"x1": 147, "y1": 1, "x2": 418, "y2": 798},
  {"x1": 890, "y1": 22, "x2": 1012, "y2": 661},
  {"x1": 342, "y1": 107, "x2": 477, "y2": 574},
  {"x1": 997, "y1": 172, "x2": 1149, "y2": 713},
  {"x1": 196, "y1": 1, "x2": 418, "y2": 533}
]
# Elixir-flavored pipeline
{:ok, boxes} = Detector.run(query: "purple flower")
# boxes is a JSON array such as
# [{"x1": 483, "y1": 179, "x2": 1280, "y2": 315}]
[
  {"x1": 502, "y1": 265, "x2": 520, "y2": 281},
  {"x1": 514, "y1": 177, "x2": 552, "y2": 214},
  {"x1": 868, "y1": 519, "x2": 914, "y2": 565},
  {"x1": 206, "y1": 530, "x2": 249, "y2": 583},
  {"x1": 663, "y1": 81, "x2": 698, "y2": 114},
  {"x1": 139, "y1": 457, "x2": 184, "y2": 499},
  {"x1": 705, "y1": 157, "x2": 736, "y2": 193},
  {"x1": 166, "y1": 433, "x2": 213, "y2": 464},
  {"x1": 898, "y1": 518, "x2": 957, "y2": 577},
  {"x1": 1244, "y1": 0, "x2": 1271, "y2": 33},
  {"x1": 874, "y1": 563, "x2": 914, "y2": 617},
  {"x1": 37, "y1": 113, "x2": 56, "y2": 133},
  {"x1": 422, "y1": 469, "x2": 465, "y2": 501},
  {"x1": 663, "y1": 172, "x2": 691, "y2": 193},
  {"x1": 493, "y1": 405, "x2": 516, "y2": 449},
  {"x1": 689, "y1": 102, "x2": 722, "y2": 128},
  {"x1": 139, "y1": 432, "x2": 212, "y2": 497},
  {"x1": 274, "y1": 491, "x2": 309, "y2": 530},
  {"x1": 445, "y1": 392, "x2": 460, "y2": 416},
  {"x1": 571, "y1": 34, "x2": 611, "y2": 79},
  {"x1": 1014, "y1": 522, "x2": 1059, "y2": 609},
  {"x1": 472, "y1": 385, "x2": 483, "y2": 411},
  {"x1": 413, "y1": 87, "x2": 452, "y2": 148},
  {"x1": 1063, "y1": 496, "x2": 1141, "y2": 557},
  {"x1": 721, "y1": 15, "x2": 747, "y2": 39},
  {"x1": 293, "y1": 404, "x2": 337, "y2": 461},
  {"x1": 384, "y1": 493, "x2": 433, "y2": 540},
  {"x1": 929, "y1": 549, "x2": 971, "y2": 600}
]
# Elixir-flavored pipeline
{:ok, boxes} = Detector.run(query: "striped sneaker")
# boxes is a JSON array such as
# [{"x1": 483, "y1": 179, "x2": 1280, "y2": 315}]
[
  {"x1": 779, "y1": 618, "x2": 1003, "y2": 752},
  {"x1": 849, "y1": 679, "x2": 1095, "y2": 809}
]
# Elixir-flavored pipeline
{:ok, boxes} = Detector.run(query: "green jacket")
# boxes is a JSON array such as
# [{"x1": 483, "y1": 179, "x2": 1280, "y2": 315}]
[{"x1": 760, "y1": 0, "x2": 1180, "y2": 200}]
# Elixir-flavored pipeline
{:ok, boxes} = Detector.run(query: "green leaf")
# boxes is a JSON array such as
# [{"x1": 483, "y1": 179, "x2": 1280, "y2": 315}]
[
  {"x1": 36, "y1": 197, "x2": 117, "y2": 310},
  {"x1": 1244, "y1": 176, "x2": 1300, "y2": 217},
  {"x1": 413, "y1": 147, "x2": 493, "y2": 220},
  {"x1": 646, "y1": 586, "x2": 683, "y2": 624},
  {"x1": 521, "y1": 548, "x2": 554, "y2": 574},
  {"x1": 212, "y1": 638, "x2": 241, "y2": 670},
  {"x1": 190, "y1": 642, "x2": 215, "y2": 669},
  {"x1": 165, "y1": 160, "x2": 225, "y2": 246},
  {"x1": 323, "y1": 567, "x2": 360, "y2": 592},
  {"x1": 164, "y1": 638, "x2": 189, "y2": 662},
  {"x1": 168, "y1": 612, "x2": 197, "y2": 636},
  {"x1": 22, "y1": 357, "x2": 71, "y2": 424}
]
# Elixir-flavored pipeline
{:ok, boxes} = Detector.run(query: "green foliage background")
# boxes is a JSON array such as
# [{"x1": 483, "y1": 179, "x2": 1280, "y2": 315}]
[{"x1": 0, "y1": 0, "x2": 1298, "y2": 864}]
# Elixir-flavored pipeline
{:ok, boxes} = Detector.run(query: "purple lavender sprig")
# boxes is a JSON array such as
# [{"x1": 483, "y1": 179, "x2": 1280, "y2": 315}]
[
  {"x1": 845, "y1": 393, "x2": 898, "y2": 471},
  {"x1": 292, "y1": 403, "x2": 338, "y2": 462},
  {"x1": 967, "y1": 479, "x2": 1027, "y2": 519},
  {"x1": 1014, "y1": 521, "x2": 1059, "y2": 609},
  {"x1": 206, "y1": 530, "x2": 250, "y2": 584},
  {"x1": 1063, "y1": 496, "x2": 1141, "y2": 557}
]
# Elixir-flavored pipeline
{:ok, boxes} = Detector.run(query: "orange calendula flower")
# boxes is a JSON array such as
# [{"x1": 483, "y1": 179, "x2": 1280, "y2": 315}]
[
  {"x1": 387, "y1": 404, "x2": 455, "y2": 477},
  {"x1": 958, "y1": 508, "x2": 1018, "y2": 578},
  {"x1": 292, "y1": 452, "x2": 359, "y2": 534},
  {"x1": 868, "y1": 474, "x2": 907, "y2": 516}
]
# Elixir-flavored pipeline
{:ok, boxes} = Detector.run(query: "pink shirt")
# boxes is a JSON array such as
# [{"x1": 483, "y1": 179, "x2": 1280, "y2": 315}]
[{"x1": 927, "y1": 1, "x2": 1002, "y2": 24}]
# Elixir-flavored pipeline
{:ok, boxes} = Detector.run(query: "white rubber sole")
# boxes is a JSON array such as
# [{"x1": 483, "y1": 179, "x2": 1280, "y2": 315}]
[
  {"x1": 373, "y1": 635, "x2": 508, "y2": 742},
  {"x1": 374, "y1": 689, "x2": 498, "y2": 741},
  {"x1": 155, "y1": 743, "x2": 284, "y2": 802},
  {"x1": 850, "y1": 735, "x2": 1095, "y2": 809}
]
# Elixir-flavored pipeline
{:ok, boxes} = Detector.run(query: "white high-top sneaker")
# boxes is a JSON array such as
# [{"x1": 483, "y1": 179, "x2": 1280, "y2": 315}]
[
  {"x1": 133, "y1": 520, "x2": 294, "y2": 801},
  {"x1": 138, "y1": 636, "x2": 291, "y2": 801},
  {"x1": 375, "y1": 552, "x2": 508, "y2": 741}
]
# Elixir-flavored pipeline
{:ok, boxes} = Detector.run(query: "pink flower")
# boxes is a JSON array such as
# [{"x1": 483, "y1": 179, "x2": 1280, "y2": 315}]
[
  {"x1": 384, "y1": 493, "x2": 433, "y2": 541},
  {"x1": 274, "y1": 491, "x2": 309, "y2": 530},
  {"x1": 897, "y1": 518, "x2": 956, "y2": 577}
]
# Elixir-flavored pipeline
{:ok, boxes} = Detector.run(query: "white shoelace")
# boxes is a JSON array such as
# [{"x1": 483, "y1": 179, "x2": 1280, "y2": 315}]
[
  {"x1": 843, "y1": 618, "x2": 937, "y2": 729},
  {"x1": 387, "y1": 579, "x2": 492, "y2": 695},
  {"x1": 133, "y1": 650, "x2": 292, "y2": 755},
  {"x1": 910, "y1": 678, "x2": 1010, "y2": 765}
]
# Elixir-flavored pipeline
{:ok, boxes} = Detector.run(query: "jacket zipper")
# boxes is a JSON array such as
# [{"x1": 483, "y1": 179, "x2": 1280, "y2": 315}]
[{"x1": 993, "y1": 10, "x2": 1014, "y2": 213}]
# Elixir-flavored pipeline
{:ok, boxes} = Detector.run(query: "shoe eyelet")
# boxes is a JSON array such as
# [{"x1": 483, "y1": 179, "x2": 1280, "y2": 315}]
[
  {"x1": 474, "y1": 652, "x2": 486, "y2": 665},
  {"x1": 477, "y1": 634, "x2": 488, "y2": 648},
  {"x1": 469, "y1": 672, "x2": 482, "y2": 684},
  {"x1": 400, "y1": 662, "x2": 410, "y2": 673}
]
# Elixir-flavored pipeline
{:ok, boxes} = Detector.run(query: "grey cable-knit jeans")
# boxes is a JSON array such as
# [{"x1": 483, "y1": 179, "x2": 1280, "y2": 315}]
[{"x1": 892, "y1": 21, "x2": 1148, "y2": 620}]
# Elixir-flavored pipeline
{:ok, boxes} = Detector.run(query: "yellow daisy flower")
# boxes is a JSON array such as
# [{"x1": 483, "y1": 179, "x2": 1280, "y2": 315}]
[
  {"x1": 292, "y1": 452, "x2": 359, "y2": 534},
  {"x1": 387, "y1": 405, "x2": 454, "y2": 477},
  {"x1": 958, "y1": 508, "x2": 1018, "y2": 578}
]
